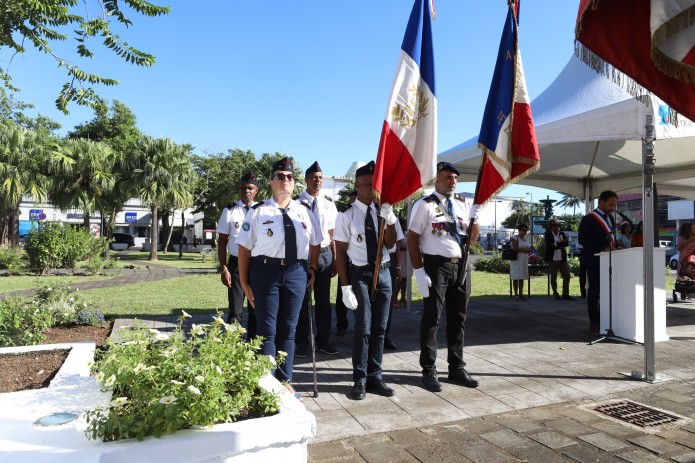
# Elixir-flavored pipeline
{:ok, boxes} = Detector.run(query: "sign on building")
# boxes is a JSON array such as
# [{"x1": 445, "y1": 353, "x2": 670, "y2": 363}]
[
  {"x1": 125, "y1": 212, "x2": 137, "y2": 223},
  {"x1": 29, "y1": 209, "x2": 46, "y2": 221},
  {"x1": 667, "y1": 200, "x2": 694, "y2": 221}
]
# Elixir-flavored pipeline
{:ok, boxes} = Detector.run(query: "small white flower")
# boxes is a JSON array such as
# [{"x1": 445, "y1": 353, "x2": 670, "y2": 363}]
[
  {"x1": 95, "y1": 371, "x2": 105, "y2": 383},
  {"x1": 133, "y1": 363, "x2": 147, "y2": 374},
  {"x1": 212, "y1": 337, "x2": 222, "y2": 343},
  {"x1": 86, "y1": 360, "x2": 94, "y2": 368},
  {"x1": 170, "y1": 380, "x2": 185, "y2": 386},
  {"x1": 104, "y1": 374, "x2": 116, "y2": 387},
  {"x1": 194, "y1": 375, "x2": 204, "y2": 383},
  {"x1": 190, "y1": 324, "x2": 204, "y2": 336},
  {"x1": 148, "y1": 328, "x2": 161, "y2": 335},
  {"x1": 212, "y1": 316, "x2": 225, "y2": 325},
  {"x1": 277, "y1": 351, "x2": 287, "y2": 358},
  {"x1": 110, "y1": 397, "x2": 128, "y2": 408},
  {"x1": 216, "y1": 365, "x2": 223, "y2": 374},
  {"x1": 76, "y1": 288, "x2": 79, "y2": 292},
  {"x1": 161, "y1": 346, "x2": 177, "y2": 357},
  {"x1": 187, "y1": 385, "x2": 201, "y2": 395},
  {"x1": 46, "y1": 287, "x2": 52, "y2": 292},
  {"x1": 181, "y1": 310, "x2": 192, "y2": 319},
  {"x1": 268, "y1": 355, "x2": 276, "y2": 366},
  {"x1": 69, "y1": 297, "x2": 74, "y2": 303},
  {"x1": 159, "y1": 395, "x2": 178, "y2": 405},
  {"x1": 154, "y1": 332, "x2": 170, "y2": 341}
]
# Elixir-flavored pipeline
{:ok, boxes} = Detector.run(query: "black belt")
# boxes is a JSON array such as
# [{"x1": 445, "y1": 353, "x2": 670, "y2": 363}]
[
  {"x1": 253, "y1": 256, "x2": 306, "y2": 267},
  {"x1": 351, "y1": 262, "x2": 391, "y2": 272},
  {"x1": 423, "y1": 254, "x2": 460, "y2": 264}
]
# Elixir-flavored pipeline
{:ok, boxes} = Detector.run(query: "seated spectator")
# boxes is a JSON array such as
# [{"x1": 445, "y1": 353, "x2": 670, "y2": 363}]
[
  {"x1": 676, "y1": 222, "x2": 693, "y2": 252},
  {"x1": 631, "y1": 221, "x2": 644, "y2": 247},
  {"x1": 616, "y1": 222, "x2": 632, "y2": 249}
]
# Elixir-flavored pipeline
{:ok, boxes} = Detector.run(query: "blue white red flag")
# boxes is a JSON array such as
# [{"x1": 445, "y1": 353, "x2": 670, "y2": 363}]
[
  {"x1": 373, "y1": 0, "x2": 437, "y2": 205},
  {"x1": 475, "y1": 3, "x2": 539, "y2": 206}
]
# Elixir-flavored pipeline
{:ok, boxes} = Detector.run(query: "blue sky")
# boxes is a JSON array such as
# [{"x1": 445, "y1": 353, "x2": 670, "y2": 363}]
[{"x1": 9, "y1": 1, "x2": 581, "y2": 212}]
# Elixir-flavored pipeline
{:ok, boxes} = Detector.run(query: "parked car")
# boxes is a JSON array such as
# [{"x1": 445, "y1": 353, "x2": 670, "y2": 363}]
[
  {"x1": 670, "y1": 252, "x2": 680, "y2": 270},
  {"x1": 111, "y1": 232, "x2": 135, "y2": 249}
]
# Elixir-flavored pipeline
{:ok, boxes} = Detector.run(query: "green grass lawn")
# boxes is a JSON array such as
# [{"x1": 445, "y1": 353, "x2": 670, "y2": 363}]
[
  {"x1": 0, "y1": 275, "x2": 115, "y2": 293},
  {"x1": 112, "y1": 250, "x2": 218, "y2": 269}
]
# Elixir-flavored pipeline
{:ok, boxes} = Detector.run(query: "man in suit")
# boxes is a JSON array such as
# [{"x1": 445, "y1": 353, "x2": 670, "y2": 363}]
[
  {"x1": 543, "y1": 219, "x2": 574, "y2": 301},
  {"x1": 578, "y1": 190, "x2": 618, "y2": 336}
]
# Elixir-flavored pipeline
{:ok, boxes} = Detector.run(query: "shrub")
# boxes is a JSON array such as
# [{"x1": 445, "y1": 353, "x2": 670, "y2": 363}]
[
  {"x1": 85, "y1": 312, "x2": 283, "y2": 442},
  {"x1": 469, "y1": 242, "x2": 485, "y2": 255},
  {"x1": 0, "y1": 296, "x2": 53, "y2": 347},
  {"x1": 474, "y1": 252, "x2": 510, "y2": 274},
  {"x1": 0, "y1": 248, "x2": 24, "y2": 271},
  {"x1": 33, "y1": 285, "x2": 105, "y2": 326},
  {"x1": 24, "y1": 222, "x2": 97, "y2": 273},
  {"x1": 83, "y1": 236, "x2": 115, "y2": 274}
]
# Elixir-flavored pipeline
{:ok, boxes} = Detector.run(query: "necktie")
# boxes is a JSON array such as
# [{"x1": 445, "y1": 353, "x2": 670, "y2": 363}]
[
  {"x1": 244, "y1": 205, "x2": 249, "y2": 214},
  {"x1": 365, "y1": 207, "x2": 378, "y2": 265},
  {"x1": 447, "y1": 199, "x2": 463, "y2": 245},
  {"x1": 281, "y1": 208, "x2": 297, "y2": 262},
  {"x1": 311, "y1": 198, "x2": 318, "y2": 213}
]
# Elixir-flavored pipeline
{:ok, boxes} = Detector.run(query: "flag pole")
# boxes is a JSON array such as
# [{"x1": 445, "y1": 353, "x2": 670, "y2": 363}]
[
  {"x1": 371, "y1": 217, "x2": 386, "y2": 302},
  {"x1": 456, "y1": 159, "x2": 485, "y2": 287}
]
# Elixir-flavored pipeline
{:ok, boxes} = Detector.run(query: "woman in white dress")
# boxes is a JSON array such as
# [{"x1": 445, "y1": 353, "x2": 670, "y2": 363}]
[{"x1": 510, "y1": 224, "x2": 532, "y2": 301}]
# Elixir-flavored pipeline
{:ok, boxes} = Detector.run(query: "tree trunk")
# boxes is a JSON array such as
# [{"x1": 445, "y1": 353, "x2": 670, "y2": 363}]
[
  {"x1": 149, "y1": 204, "x2": 158, "y2": 261},
  {"x1": 179, "y1": 210, "x2": 184, "y2": 259},
  {"x1": 83, "y1": 211, "x2": 90, "y2": 230},
  {"x1": 7, "y1": 208, "x2": 19, "y2": 247},
  {"x1": 162, "y1": 213, "x2": 172, "y2": 254}
]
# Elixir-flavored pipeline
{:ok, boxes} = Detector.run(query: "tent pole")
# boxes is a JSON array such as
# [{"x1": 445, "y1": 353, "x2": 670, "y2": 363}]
[{"x1": 634, "y1": 114, "x2": 658, "y2": 382}]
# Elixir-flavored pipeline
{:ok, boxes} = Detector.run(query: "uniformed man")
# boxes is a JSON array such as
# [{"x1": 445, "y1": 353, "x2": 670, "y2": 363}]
[
  {"x1": 408, "y1": 162, "x2": 480, "y2": 392},
  {"x1": 236, "y1": 157, "x2": 322, "y2": 386},
  {"x1": 578, "y1": 190, "x2": 618, "y2": 336},
  {"x1": 334, "y1": 161, "x2": 398, "y2": 400},
  {"x1": 294, "y1": 161, "x2": 339, "y2": 357},
  {"x1": 216, "y1": 172, "x2": 259, "y2": 335},
  {"x1": 335, "y1": 190, "x2": 357, "y2": 336}
]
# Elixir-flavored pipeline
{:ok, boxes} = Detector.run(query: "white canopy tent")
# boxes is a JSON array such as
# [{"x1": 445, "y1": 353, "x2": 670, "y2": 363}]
[{"x1": 439, "y1": 55, "x2": 695, "y2": 202}]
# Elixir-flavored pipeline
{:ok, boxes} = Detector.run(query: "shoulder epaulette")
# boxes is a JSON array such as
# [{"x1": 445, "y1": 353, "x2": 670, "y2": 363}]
[
  {"x1": 423, "y1": 194, "x2": 437, "y2": 203},
  {"x1": 343, "y1": 204, "x2": 353, "y2": 211},
  {"x1": 324, "y1": 195, "x2": 333, "y2": 202},
  {"x1": 297, "y1": 201, "x2": 311, "y2": 210},
  {"x1": 225, "y1": 202, "x2": 234, "y2": 209},
  {"x1": 251, "y1": 201, "x2": 264, "y2": 210},
  {"x1": 292, "y1": 195, "x2": 300, "y2": 201},
  {"x1": 454, "y1": 193, "x2": 465, "y2": 202}
]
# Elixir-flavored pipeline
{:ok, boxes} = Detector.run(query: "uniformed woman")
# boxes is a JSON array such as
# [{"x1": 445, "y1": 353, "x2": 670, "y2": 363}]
[{"x1": 236, "y1": 157, "x2": 322, "y2": 385}]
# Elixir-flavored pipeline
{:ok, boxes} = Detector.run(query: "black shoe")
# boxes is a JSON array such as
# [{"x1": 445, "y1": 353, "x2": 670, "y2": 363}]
[
  {"x1": 383, "y1": 337, "x2": 397, "y2": 351},
  {"x1": 294, "y1": 344, "x2": 307, "y2": 358},
  {"x1": 336, "y1": 327, "x2": 347, "y2": 336},
  {"x1": 352, "y1": 382, "x2": 366, "y2": 400},
  {"x1": 366, "y1": 379, "x2": 395, "y2": 397},
  {"x1": 422, "y1": 371, "x2": 442, "y2": 392},
  {"x1": 562, "y1": 295, "x2": 576, "y2": 301},
  {"x1": 554, "y1": 294, "x2": 561, "y2": 301},
  {"x1": 318, "y1": 343, "x2": 339, "y2": 355},
  {"x1": 448, "y1": 368, "x2": 479, "y2": 388}
]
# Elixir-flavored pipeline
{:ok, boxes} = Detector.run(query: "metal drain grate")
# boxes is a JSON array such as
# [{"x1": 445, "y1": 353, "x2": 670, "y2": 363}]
[{"x1": 594, "y1": 401, "x2": 680, "y2": 428}]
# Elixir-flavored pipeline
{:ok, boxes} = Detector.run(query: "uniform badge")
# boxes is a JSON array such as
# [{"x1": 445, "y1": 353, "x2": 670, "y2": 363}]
[
  {"x1": 267, "y1": 229, "x2": 273, "y2": 237},
  {"x1": 357, "y1": 234, "x2": 363, "y2": 243},
  {"x1": 242, "y1": 222, "x2": 250, "y2": 231},
  {"x1": 301, "y1": 222, "x2": 307, "y2": 229},
  {"x1": 234, "y1": 222, "x2": 240, "y2": 229},
  {"x1": 435, "y1": 206, "x2": 442, "y2": 214}
]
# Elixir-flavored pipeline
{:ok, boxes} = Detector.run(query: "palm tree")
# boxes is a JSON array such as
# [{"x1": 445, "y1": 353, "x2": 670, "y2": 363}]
[
  {"x1": 126, "y1": 137, "x2": 194, "y2": 261},
  {"x1": 556, "y1": 194, "x2": 584, "y2": 215},
  {"x1": 0, "y1": 121, "x2": 49, "y2": 247},
  {"x1": 48, "y1": 138, "x2": 115, "y2": 228}
]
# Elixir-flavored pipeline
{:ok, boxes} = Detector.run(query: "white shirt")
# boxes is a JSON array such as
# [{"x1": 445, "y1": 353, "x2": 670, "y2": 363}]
[
  {"x1": 296, "y1": 191, "x2": 336, "y2": 248},
  {"x1": 552, "y1": 231, "x2": 562, "y2": 261},
  {"x1": 334, "y1": 200, "x2": 391, "y2": 267},
  {"x1": 235, "y1": 197, "x2": 322, "y2": 260},
  {"x1": 216, "y1": 200, "x2": 256, "y2": 257},
  {"x1": 387, "y1": 221, "x2": 405, "y2": 254},
  {"x1": 409, "y1": 191, "x2": 471, "y2": 258}
]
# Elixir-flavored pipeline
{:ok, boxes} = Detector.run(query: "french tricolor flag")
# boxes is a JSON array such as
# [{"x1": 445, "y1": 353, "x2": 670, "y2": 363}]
[
  {"x1": 475, "y1": 1, "x2": 539, "y2": 206},
  {"x1": 373, "y1": 0, "x2": 437, "y2": 205}
]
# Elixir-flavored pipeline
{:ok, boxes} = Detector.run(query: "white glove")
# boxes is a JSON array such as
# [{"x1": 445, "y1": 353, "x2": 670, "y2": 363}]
[
  {"x1": 469, "y1": 204, "x2": 481, "y2": 223},
  {"x1": 414, "y1": 267, "x2": 432, "y2": 299},
  {"x1": 379, "y1": 203, "x2": 398, "y2": 226},
  {"x1": 341, "y1": 285, "x2": 358, "y2": 310}
]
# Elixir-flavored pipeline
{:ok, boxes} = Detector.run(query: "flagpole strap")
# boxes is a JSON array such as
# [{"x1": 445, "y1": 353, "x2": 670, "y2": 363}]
[{"x1": 430, "y1": 0, "x2": 436, "y2": 19}]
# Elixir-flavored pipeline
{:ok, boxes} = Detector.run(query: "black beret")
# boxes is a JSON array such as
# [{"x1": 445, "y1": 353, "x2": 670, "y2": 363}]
[
  {"x1": 437, "y1": 161, "x2": 459, "y2": 175},
  {"x1": 355, "y1": 161, "x2": 375, "y2": 178},
  {"x1": 272, "y1": 157, "x2": 293, "y2": 173},
  {"x1": 240, "y1": 171, "x2": 258, "y2": 186},
  {"x1": 305, "y1": 161, "x2": 322, "y2": 176}
]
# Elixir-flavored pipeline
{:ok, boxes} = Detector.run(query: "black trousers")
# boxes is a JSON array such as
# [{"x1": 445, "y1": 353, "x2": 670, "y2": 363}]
[
  {"x1": 385, "y1": 251, "x2": 398, "y2": 337},
  {"x1": 296, "y1": 246, "x2": 333, "y2": 346},
  {"x1": 585, "y1": 254, "x2": 600, "y2": 325},
  {"x1": 579, "y1": 254, "x2": 587, "y2": 297},
  {"x1": 226, "y1": 255, "x2": 256, "y2": 339},
  {"x1": 549, "y1": 260, "x2": 571, "y2": 296},
  {"x1": 420, "y1": 256, "x2": 468, "y2": 373}
]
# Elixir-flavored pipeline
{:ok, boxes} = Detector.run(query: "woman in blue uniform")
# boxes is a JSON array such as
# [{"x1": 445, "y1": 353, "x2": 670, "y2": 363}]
[{"x1": 236, "y1": 157, "x2": 322, "y2": 385}]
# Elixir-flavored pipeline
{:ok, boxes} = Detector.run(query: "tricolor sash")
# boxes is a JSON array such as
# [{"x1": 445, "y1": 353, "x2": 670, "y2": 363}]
[{"x1": 590, "y1": 210, "x2": 615, "y2": 247}]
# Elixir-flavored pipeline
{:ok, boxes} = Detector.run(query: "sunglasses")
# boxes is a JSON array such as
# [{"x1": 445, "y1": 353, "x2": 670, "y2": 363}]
[{"x1": 273, "y1": 172, "x2": 294, "y2": 182}]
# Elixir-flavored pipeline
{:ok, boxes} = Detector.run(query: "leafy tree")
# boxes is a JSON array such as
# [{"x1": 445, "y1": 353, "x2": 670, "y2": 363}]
[
  {"x1": 0, "y1": 0, "x2": 170, "y2": 113},
  {"x1": 0, "y1": 121, "x2": 50, "y2": 247},
  {"x1": 48, "y1": 138, "x2": 115, "y2": 228},
  {"x1": 0, "y1": 88, "x2": 61, "y2": 136},
  {"x1": 126, "y1": 137, "x2": 194, "y2": 261}
]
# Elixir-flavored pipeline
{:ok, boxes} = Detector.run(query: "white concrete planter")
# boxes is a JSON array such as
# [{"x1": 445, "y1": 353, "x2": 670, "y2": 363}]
[
  {"x1": 0, "y1": 343, "x2": 316, "y2": 463},
  {"x1": 141, "y1": 242, "x2": 152, "y2": 251},
  {"x1": 111, "y1": 243, "x2": 128, "y2": 251}
]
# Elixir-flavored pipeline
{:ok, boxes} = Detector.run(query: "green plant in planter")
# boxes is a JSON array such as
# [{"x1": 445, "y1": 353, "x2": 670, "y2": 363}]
[{"x1": 85, "y1": 312, "x2": 283, "y2": 442}]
